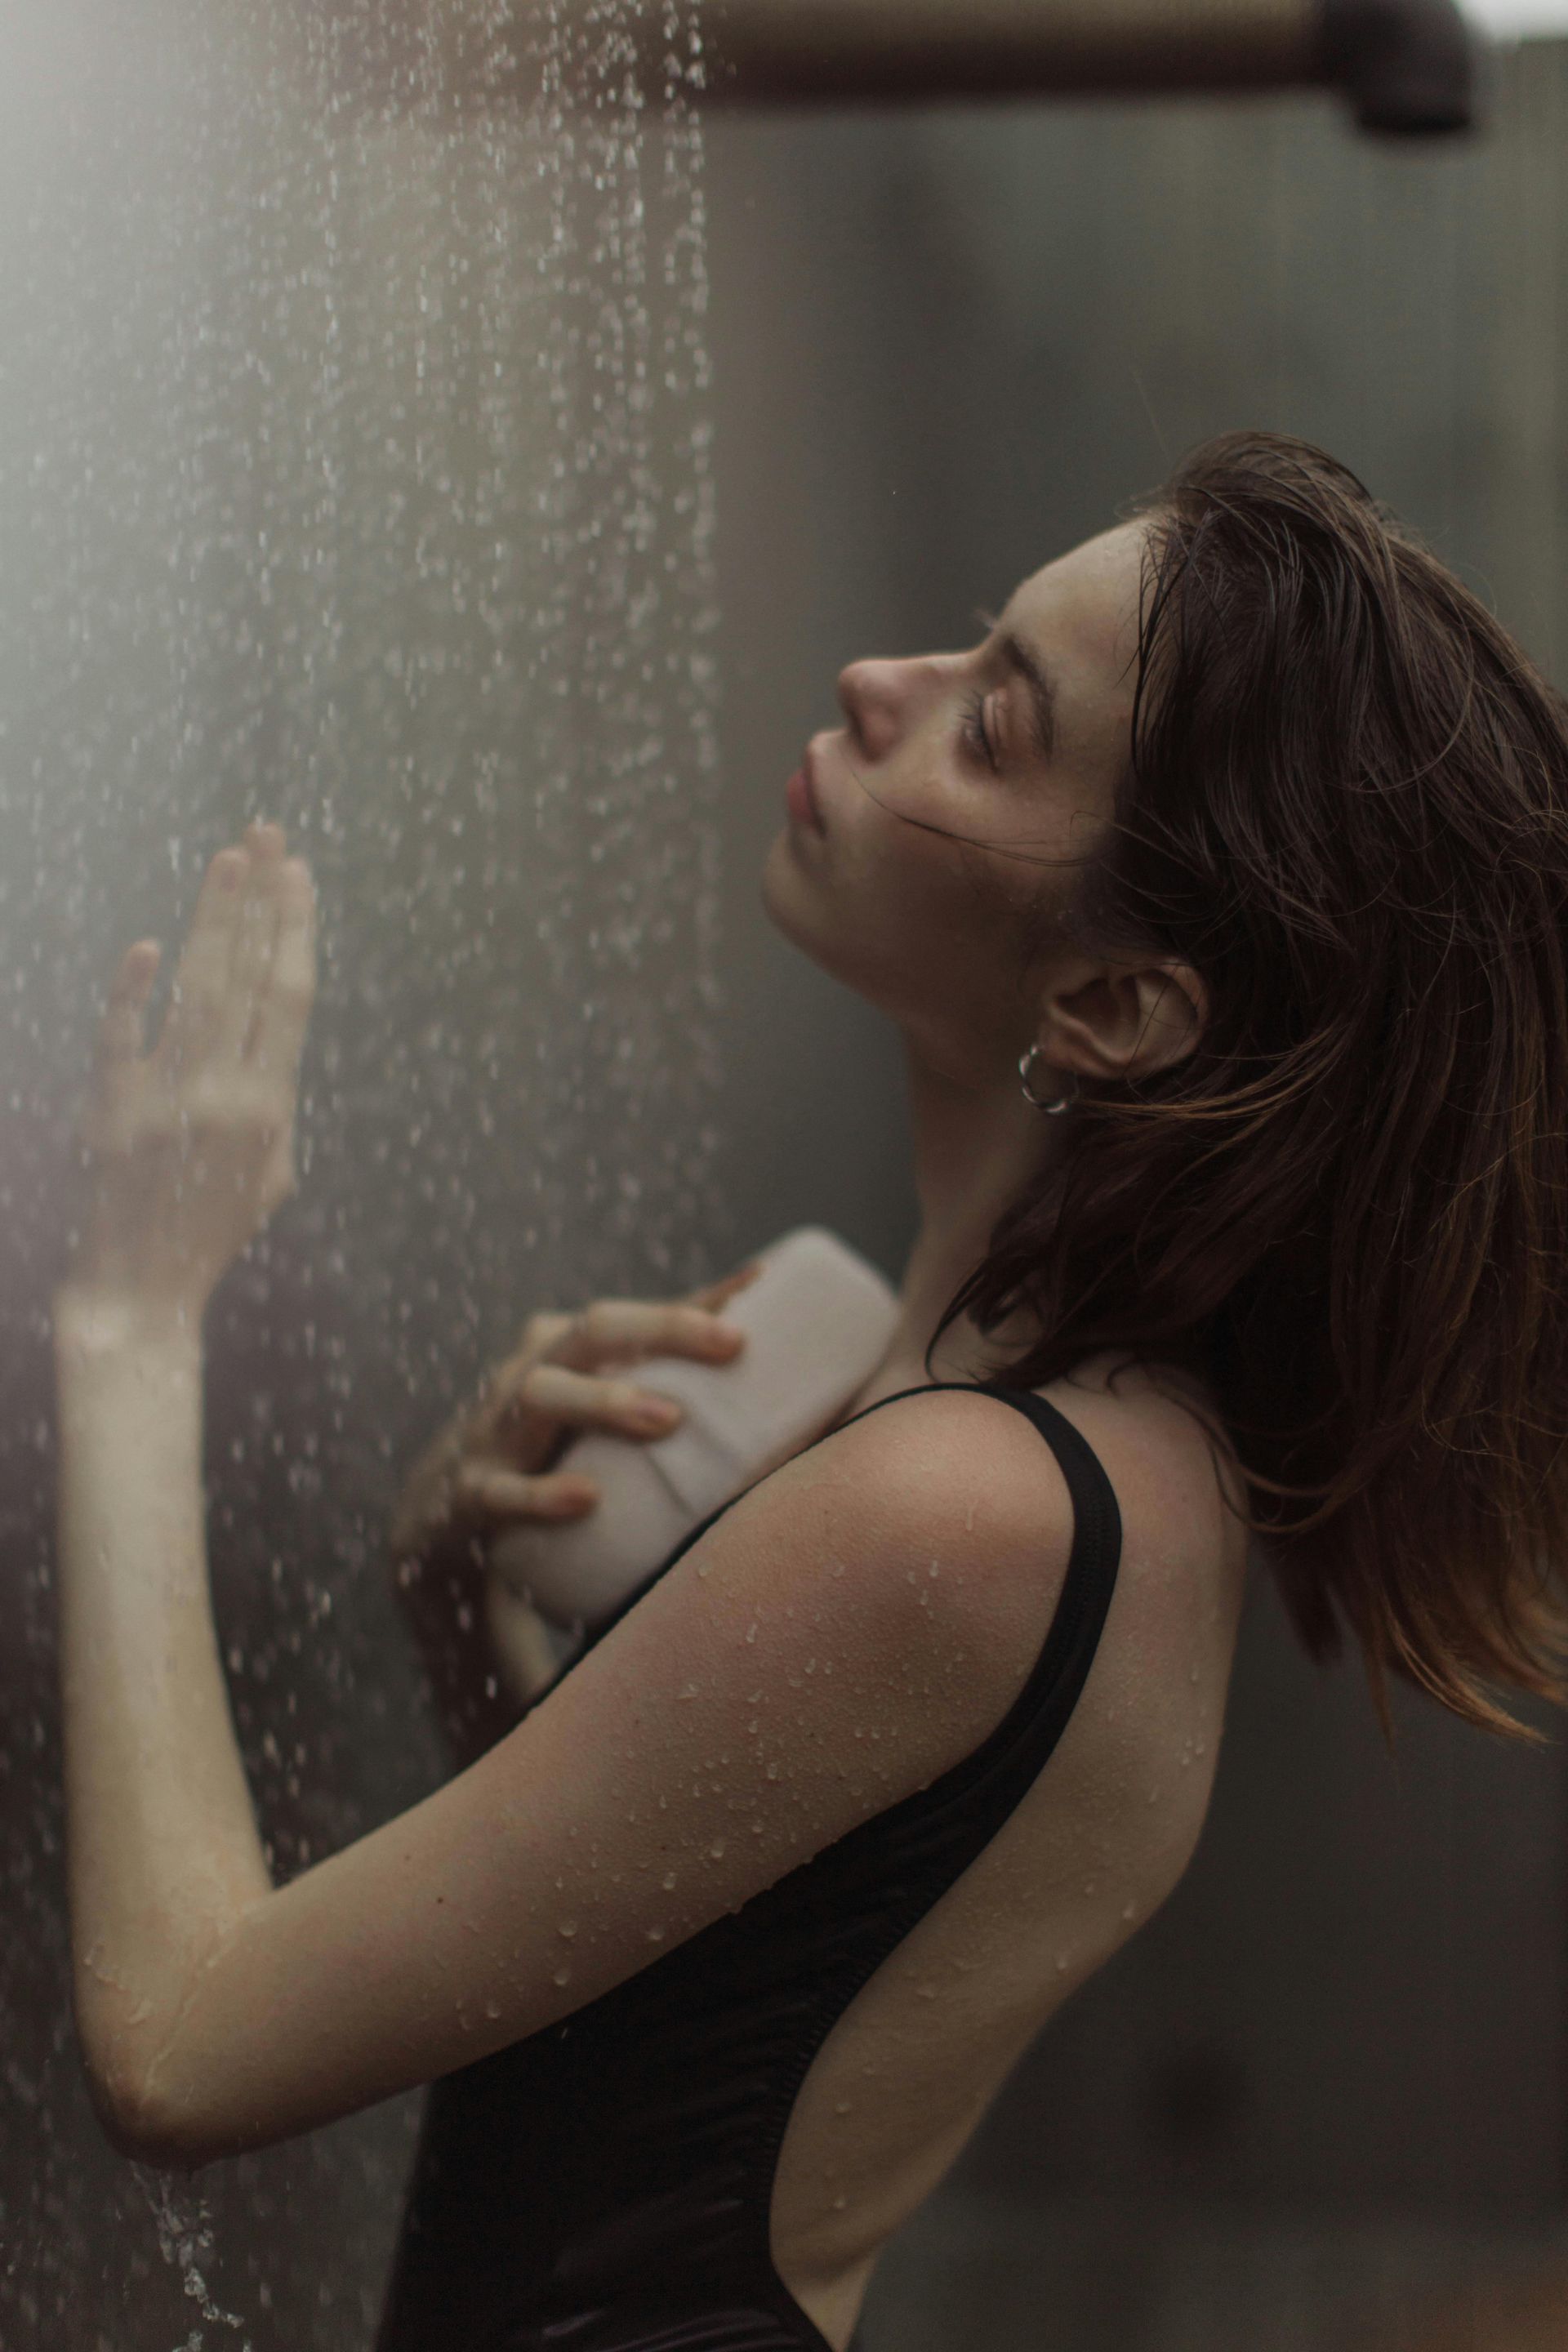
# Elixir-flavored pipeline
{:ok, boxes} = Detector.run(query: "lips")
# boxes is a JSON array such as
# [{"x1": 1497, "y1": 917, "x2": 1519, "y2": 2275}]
[{"x1": 786, "y1": 752, "x2": 825, "y2": 835}]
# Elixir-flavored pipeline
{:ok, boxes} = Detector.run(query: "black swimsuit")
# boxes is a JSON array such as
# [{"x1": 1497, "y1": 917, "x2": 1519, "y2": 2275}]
[{"x1": 376, "y1": 1379, "x2": 1123, "y2": 2352}]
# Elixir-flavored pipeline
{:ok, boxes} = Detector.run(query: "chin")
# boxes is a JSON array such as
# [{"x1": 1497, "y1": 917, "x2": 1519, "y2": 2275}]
[
  {"x1": 760, "y1": 848, "x2": 902, "y2": 1026},
  {"x1": 759, "y1": 834, "x2": 844, "y2": 976},
  {"x1": 758, "y1": 826, "x2": 808, "y2": 929}
]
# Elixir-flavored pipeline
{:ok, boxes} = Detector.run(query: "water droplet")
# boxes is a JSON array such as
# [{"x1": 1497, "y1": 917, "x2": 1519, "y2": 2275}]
[{"x1": 557, "y1": 1919, "x2": 579, "y2": 1939}]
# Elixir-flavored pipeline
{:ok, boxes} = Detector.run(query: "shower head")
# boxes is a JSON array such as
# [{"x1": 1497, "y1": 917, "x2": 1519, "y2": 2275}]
[{"x1": 1319, "y1": 0, "x2": 1479, "y2": 132}]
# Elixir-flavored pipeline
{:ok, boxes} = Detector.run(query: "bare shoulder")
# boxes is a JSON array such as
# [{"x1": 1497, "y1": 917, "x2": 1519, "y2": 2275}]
[
  {"x1": 745, "y1": 1368, "x2": 1244, "y2": 1720},
  {"x1": 742, "y1": 1386, "x2": 1089, "y2": 1746},
  {"x1": 721, "y1": 1386, "x2": 1080, "y2": 1684},
  {"x1": 786, "y1": 1369, "x2": 1247, "y2": 1892}
]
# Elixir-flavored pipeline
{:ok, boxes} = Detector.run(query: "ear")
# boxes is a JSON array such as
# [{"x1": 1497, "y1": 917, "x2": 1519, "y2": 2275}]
[{"x1": 1039, "y1": 957, "x2": 1207, "y2": 1084}]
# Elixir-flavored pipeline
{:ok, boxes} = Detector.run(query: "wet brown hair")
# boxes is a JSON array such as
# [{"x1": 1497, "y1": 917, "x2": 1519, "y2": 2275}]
[{"x1": 929, "y1": 430, "x2": 1568, "y2": 1743}]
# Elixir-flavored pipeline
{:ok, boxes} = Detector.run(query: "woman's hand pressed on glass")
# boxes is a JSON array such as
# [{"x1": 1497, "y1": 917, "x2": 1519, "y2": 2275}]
[{"x1": 61, "y1": 820, "x2": 315, "y2": 1319}]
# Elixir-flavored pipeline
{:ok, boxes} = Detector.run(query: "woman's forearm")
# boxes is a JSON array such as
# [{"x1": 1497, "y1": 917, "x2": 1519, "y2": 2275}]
[{"x1": 51, "y1": 1285, "x2": 272, "y2": 2128}]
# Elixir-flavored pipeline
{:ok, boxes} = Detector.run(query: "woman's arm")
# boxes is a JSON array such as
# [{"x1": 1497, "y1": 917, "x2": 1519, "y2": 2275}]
[
  {"x1": 52, "y1": 1286, "x2": 274, "y2": 2137},
  {"x1": 53, "y1": 1329, "x2": 1056, "y2": 2170},
  {"x1": 59, "y1": 819, "x2": 885, "y2": 2167}
]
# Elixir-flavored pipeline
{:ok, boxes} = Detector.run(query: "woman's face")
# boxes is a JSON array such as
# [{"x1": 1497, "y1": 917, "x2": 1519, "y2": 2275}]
[{"x1": 762, "y1": 515, "x2": 1151, "y2": 1089}]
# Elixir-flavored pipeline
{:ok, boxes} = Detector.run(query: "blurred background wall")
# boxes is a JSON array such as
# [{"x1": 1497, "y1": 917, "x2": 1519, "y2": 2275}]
[{"x1": 2, "y1": 7, "x2": 1568, "y2": 2346}]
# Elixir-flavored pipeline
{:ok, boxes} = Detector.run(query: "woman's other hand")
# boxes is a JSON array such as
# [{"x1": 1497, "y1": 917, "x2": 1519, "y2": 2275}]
[
  {"x1": 387, "y1": 1258, "x2": 763, "y2": 1761},
  {"x1": 388, "y1": 1258, "x2": 763, "y2": 1575}
]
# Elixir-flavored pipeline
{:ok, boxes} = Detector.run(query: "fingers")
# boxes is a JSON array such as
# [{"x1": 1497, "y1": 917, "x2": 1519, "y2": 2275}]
[
  {"x1": 552, "y1": 1297, "x2": 748, "y2": 1373},
  {"x1": 154, "y1": 845, "x2": 250, "y2": 1076},
  {"x1": 78, "y1": 942, "x2": 163, "y2": 1152},
  {"x1": 248, "y1": 853, "x2": 316, "y2": 1081},
  {"x1": 454, "y1": 1461, "x2": 598, "y2": 1530},
  {"x1": 216, "y1": 822, "x2": 287, "y2": 1062},
  {"x1": 488, "y1": 1297, "x2": 751, "y2": 1469},
  {"x1": 92, "y1": 942, "x2": 161, "y2": 1080},
  {"x1": 152, "y1": 824, "x2": 315, "y2": 1087},
  {"x1": 689, "y1": 1261, "x2": 764, "y2": 1312},
  {"x1": 493, "y1": 1358, "x2": 685, "y2": 1444}
]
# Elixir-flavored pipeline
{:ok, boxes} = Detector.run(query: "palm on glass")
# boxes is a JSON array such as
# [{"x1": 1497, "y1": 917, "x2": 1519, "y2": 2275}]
[{"x1": 66, "y1": 821, "x2": 318, "y2": 1316}]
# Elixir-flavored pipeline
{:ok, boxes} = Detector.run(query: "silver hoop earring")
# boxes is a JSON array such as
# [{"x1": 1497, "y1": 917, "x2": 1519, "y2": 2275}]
[{"x1": 1018, "y1": 1044, "x2": 1080, "y2": 1116}]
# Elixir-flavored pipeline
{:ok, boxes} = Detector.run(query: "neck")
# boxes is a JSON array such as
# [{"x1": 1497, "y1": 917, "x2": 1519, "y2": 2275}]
[{"x1": 880, "y1": 1036, "x2": 1066, "y2": 1388}]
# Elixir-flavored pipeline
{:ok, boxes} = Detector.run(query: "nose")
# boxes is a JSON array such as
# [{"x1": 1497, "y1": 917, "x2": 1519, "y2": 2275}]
[{"x1": 836, "y1": 657, "x2": 911, "y2": 762}]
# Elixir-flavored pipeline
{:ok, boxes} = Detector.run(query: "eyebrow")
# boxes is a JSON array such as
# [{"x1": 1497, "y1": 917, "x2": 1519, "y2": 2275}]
[{"x1": 997, "y1": 629, "x2": 1058, "y2": 764}]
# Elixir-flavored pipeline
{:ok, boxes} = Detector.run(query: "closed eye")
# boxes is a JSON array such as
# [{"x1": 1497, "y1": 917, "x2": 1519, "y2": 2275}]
[
  {"x1": 960, "y1": 688, "x2": 997, "y2": 771},
  {"x1": 973, "y1": 601, "x2": 1057, "y2": 766},
  {"x1": 964, "y1": 605, "x2": 1004, "y2": 771}
]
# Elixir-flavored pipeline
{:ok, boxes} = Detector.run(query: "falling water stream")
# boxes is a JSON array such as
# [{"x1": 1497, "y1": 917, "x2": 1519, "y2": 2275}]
[{"x1": 0, "y1": 1, "x2": 726, "y2": 2340}]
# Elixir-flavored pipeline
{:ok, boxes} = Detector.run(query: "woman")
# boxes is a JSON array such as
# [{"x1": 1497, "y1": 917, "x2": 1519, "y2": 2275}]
[{"x1": 51, "y1": 430, "x2": 1568, "y2": 2352}]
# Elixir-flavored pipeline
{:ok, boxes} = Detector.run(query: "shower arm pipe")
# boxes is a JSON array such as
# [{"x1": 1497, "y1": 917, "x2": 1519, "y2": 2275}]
[
  {"x1": 690, "y1": 0, "x2": 1477, "y2": 132},
  {"x1": 434, "y1": 0, "x2": 1480, "y2": 138}
]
